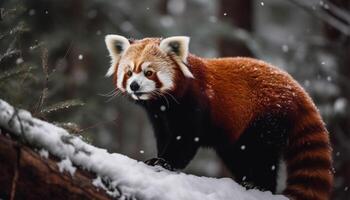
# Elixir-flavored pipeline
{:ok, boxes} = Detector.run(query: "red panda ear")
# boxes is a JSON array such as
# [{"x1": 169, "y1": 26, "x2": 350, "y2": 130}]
[
  {"x1": 159, "y1": 36, "x2": 194, "y2": 79},
  {"x1": 105, "y1": 35, "x2": 130, "y2": 77}
]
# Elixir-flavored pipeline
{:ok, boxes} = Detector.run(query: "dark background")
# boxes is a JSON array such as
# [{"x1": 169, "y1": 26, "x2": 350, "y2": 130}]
[{"x1": 1, "y1": 0, "x2": 349, "y2": 199}]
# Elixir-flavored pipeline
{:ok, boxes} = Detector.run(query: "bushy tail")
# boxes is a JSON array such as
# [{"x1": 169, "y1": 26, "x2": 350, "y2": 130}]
[{"x1": 283, "y1": 104, "x2": 333, "y2": 200}]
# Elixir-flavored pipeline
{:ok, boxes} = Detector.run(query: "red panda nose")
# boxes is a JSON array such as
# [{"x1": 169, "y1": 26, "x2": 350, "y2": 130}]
[{"x1": 130, "y1": 81, "x2": 140, "y2": 91}]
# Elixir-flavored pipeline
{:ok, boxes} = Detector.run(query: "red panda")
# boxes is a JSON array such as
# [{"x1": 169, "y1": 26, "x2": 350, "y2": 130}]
[{"x1": 104, "y1": 35, "x2": 333, "y2": 200}]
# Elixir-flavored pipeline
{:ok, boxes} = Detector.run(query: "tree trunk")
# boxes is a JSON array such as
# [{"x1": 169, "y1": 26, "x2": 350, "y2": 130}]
[
  {"x1": 322, "y1": 1, "x2": 350, "y2": 199},
  {"x1": 218, "y1": 0, "x2": 254, "y2": 57},
  {"x1": 0, "y1": 131, "x2": 111, "y2": 200}
]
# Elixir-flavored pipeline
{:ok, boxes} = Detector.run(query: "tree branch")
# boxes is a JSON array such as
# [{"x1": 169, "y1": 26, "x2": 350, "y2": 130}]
[
  {"x1": 287, "y1": 0, "x2": 350, "y2": 36},
  {"x1": 0, "y1": 133, "x2": 112, "y2": 200}
]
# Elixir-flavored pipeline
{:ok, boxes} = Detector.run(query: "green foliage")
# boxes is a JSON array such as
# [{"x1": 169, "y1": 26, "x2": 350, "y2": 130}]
[{"x1": 0, "y1": 1, "x2": 85, "y2": 137}]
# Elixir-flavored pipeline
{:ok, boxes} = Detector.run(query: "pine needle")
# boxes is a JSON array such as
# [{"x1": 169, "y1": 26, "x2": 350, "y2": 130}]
[{"x1": 40, "y1": 99, "x2": 85, "y2": 114}]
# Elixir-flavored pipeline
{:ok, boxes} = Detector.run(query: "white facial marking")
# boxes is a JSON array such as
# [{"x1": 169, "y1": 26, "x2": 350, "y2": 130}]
[
  {"x1": 141, "y1": 62, "x2": 152, "y2": 70},
  {"x1": 157, "y1": 71, "x2": 174, "y2": 91},
  {"x1": 116, "y1": 60, "x2": 134, "y2": 91},
  {"x1": 276, "y1": 159, "x2": 287, "y2": 193},
  {"x1": 126, "y1": 73, "x2": 156, "y2": 100}
]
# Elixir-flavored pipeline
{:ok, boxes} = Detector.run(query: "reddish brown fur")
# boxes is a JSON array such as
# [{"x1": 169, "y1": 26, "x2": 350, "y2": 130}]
[{"x1": 186, "y1": 55, "x2": 333, "y2": 200}]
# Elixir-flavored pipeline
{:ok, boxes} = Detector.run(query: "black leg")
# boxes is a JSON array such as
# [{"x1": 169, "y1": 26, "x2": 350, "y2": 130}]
[{"x1": 215, "y1": 114, "x2": 290, "y2": 192}]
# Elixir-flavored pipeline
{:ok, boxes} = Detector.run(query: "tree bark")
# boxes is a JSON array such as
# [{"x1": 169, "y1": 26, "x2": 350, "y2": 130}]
[
  {"x1": 218, "y1": 0, "x2": 254, "y2": 57},
  {"x1": 322, "y1": 1, "x2": 350, "y2": 199},
  {"x1": 0, "y1": 131, "x2": 111, "y2": 200}
]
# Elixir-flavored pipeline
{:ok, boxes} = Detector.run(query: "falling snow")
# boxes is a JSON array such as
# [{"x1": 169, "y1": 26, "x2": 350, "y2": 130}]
[
  {"x1": 176, "y1": 136, "x2": 182, "y2": 140},
  {"x1": 78, "y1": 54, "x2": 83, "y2": 60},
  {"x1": 16, "y1": 58, "x2": 24, "y2": 64},
  {"x1": 160, "y1": 105, "x2": 166, "y2": 111},
  {"x1": 140, "y1": 150, "x2": 145, "y2": 154},
  {"x1": 282, "y1": 45, "x2": 289, "y2": 53},
  {"x1": 260, "y1": 2, "x2": 265, "y2": 6},
  {"x1": 28, "y1": 9, "x2": 36, "y2": 16},
  {"x1": 241, "y1": 145, "x2": 246, "y2": 150},
  {"x1": 194, "y1": 137, "x2": 200, "y2": 142},
  {"x1": 334, "y1": 98, "x2": 347, "y2": 114}
]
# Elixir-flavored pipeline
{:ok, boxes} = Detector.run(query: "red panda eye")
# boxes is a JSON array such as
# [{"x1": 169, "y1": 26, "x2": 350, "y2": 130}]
[
  {"x1": 126, "y1": 70, "x2": 132, "y2": 77},
  {"x1": 144, "y1": 70, "x2": 153, "y2": 77}
]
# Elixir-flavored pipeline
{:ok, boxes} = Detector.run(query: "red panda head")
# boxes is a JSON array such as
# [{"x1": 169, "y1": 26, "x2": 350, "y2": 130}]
[{"x1": 105, "y1": 35, "x2": 194, "y2": 100}]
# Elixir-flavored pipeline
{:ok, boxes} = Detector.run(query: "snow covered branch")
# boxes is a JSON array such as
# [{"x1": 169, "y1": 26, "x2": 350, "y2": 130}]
[
  {"x1": 0, "y1": 99, "x2": 287, "y2": 200},
  {"x1": 0, "y1": 134, "x2": 111, "y2": 200}
]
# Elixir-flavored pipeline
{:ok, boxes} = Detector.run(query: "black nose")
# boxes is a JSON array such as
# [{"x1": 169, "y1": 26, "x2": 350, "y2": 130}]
[{"x1": 130, "y1": 81, "x2": 140, "y2": 91}]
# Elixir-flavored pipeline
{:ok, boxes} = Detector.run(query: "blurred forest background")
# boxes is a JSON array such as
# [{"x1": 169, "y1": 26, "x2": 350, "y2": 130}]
[{"x1": 1, "y1": 0, "x2": 349, "y2": 199}]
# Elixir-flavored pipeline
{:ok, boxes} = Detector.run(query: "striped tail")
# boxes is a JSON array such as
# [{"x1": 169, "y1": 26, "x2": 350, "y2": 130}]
[{"x1": 283, "y1": 103, "x2": 333, "y2": 200}]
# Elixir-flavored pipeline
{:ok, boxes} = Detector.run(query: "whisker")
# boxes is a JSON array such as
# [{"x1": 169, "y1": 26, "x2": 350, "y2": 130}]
[
  {"x1": 155, "y1": 91, "x2": 170, "y2": 108},
  {"x1": 153, "y1": 91, "x2": 170, "y2": 108},
  {"x1": 98, "y1": 88, "x2": 118, "y2": 97},
  {"x1": 105, "y1": 90, "x2": 124, "y2": 102},
  {"x1": 162, "y1": 90, "x2": 180, "y2": 104}
]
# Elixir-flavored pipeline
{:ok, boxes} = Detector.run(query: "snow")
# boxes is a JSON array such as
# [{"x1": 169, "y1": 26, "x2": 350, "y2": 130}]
[
  {"x1": 28, "y1": 9, "x2": 36, "y2": 16},
  {"x1": 0, "y1": 99, "x2": 288, "y2": 200},
  {"x1": 281, "y1": 45, "x2": 289, "y2": 53},
  {"x1": 16, "y1": 58, "x2": 24, "y2": 64},
  {"x1": 57, "y1": 158, "x2": 76, "y2": 176},
  {"x1": 271, "y1": 165, "x2": 276, "y2": 171},
  {"x1": 38, "y1": 149, "x2": 49, "y2": 159},
  {"x1": 334, "y1": 98, "x2": 347, "y2": 114},
  {"x1": 160, "y1": 105, "x2": 166, "y2": 111}
]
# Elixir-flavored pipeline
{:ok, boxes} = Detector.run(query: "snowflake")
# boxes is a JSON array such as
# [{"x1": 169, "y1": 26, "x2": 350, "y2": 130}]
[{"x1": 160, "y1": 105, "x2": 166, "y2": 111}]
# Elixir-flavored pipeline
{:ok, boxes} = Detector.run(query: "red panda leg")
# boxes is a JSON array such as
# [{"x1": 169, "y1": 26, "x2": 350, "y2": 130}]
[{"x1": 214, "y1": 113, "x2": 290, "y2": 192}]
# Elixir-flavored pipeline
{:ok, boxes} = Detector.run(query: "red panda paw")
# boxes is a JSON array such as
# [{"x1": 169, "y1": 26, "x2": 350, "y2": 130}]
[{"x1": 144, "y1": 157, "x2": 174, "y2": 171}]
